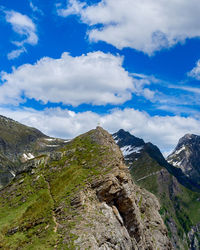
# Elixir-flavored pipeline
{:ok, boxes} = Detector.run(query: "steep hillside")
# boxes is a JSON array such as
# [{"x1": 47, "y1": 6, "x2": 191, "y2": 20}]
[
  {"x1": 0, "y1": 115, "x2": 69, "y2": 188},
  {"x1": 113, "y1": 129, "x2": 200, "y2": 249},
  {"x1": 0, "y1": 115, "x2": 45, "y2": 160},
  {"x1": 0, "y1": 153, "x2": 15, "y2": 189},
  {"x1": 0, "y1": 127, "x2": 172, "y2": 249}
]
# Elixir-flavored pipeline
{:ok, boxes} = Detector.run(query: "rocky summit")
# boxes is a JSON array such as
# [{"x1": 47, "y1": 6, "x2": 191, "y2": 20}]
[{"x1": 167, "y1": 133, "x2": 200, "y2": 187}]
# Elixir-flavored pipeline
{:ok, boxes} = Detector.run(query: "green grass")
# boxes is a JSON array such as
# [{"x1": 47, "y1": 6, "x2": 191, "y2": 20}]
[
  {"x1": 0, "y1": 130, "x2": 113, "y2": 249},
  {"x1": 129, "y1": 153, "x2": 162, "y2": 195},
  {"x1": 128, "y1": 151, "x2": 200, "y2": 247},
  {"x1": 176, "y1": 187, "x2": 200, "y2": 225}
]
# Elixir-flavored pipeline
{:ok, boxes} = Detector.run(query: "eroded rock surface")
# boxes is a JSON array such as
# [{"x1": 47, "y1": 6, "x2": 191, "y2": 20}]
[{"x1": 61, "y1": 127, "x2": 172, "y2": 249}]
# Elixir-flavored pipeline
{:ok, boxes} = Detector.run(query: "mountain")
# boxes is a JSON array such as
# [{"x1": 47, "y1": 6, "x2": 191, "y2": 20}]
[
  {"x1": 113, "y1": 129, "x2": 200, "y2": 191},
  {"x1": 0, "y1": 115, "x2": 199, "y2": 249},
  {"x1": 113, "y1": 129, "x2": 200, "y2": 249},
  {"x1": 0, "y1": 115, "x2": 45, "y2": 160},
  {"x1": 0, "y1": 115, "x2": 69, "y2": 188},
  {"x1": 167, "y1": 133, "x2": 200, "y2": 187},
  {"x1": 0, "y1": 126, "x2": 172, "y2": 249}
]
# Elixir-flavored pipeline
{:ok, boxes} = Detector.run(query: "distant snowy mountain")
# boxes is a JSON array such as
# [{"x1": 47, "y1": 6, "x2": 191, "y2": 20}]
[
  {"x1": 167, "y1": 133, "x2": 200, "y2": 187},
  {"x1": 113, "y1": 129, "x2": 145, "y2": 160}
]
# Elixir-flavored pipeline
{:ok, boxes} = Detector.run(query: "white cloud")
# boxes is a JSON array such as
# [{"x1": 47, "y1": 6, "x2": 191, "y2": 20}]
[
  {"x1": 0, "y1": 107, "x2": 200, "y2": 154},
  {"x1": 58, "y1": 0, "x2": 200, "y2": 54},
  {"x1": 57, "y1": 0, "x2": 85, "y2": 17},
  {"x1": 7, "y1": 48, "x2": 26, "y2": 60},
  {"x1": 0, "y1": 51, "x2": 152, "y2": 106},
  {"x1": 29, "y1": 1, "x2": 43, "y2": 15},
  {"x1": 188, "y1": 60, "x2": 200, "y2": 80},
  {"x1": 175, "y1": 86, "x2": 200, "y2": 94},
  {"x1": 5, "y1": 10, "x2": 38, "y2": 59},
  {"x1": 168, "y1": 84, "x2": 200, "y2": 96}
]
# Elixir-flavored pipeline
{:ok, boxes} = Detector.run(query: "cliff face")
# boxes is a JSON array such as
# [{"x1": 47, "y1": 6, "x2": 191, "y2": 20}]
[{"x1": 0, "y1": 127, "x2": 172, "y2": 249}]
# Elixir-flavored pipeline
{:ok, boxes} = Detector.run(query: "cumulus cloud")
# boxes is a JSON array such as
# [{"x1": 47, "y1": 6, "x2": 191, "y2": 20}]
[
  {"x1": 0, "y1": 51, "x2": 152, "y2": 105},
  {"x1": 1, "y1": 107, "x2": 200, "y2": 154},
  {"x1": 5, "y1": 10, "x2": 38, "y2": 59},
  {"x1": 58, "y1": 0, "x2": 200, "y2": 54}
]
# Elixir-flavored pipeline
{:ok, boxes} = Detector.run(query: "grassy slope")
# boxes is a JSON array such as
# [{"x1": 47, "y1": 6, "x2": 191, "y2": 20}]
[
  {"x1": 0, "y1": 130, "x2": 113, "y2": 249},
  {"x1": 130, "y1": 152, "x2": 162, "y2": 194},
  {"x1": 0, "y1": 117, "x2": 44, "y2": 151},
  {"x1": 129, "y1": 152, "x2": 200, "y2": 248}
]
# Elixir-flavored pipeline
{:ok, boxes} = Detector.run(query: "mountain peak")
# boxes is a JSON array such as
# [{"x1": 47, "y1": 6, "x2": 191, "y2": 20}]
[
  {"x1": 178, "y1": 133, "x2": 199, "y2": 144},
  {"x1": 113, "y1": 129, "x2": 145, "y2": 148},
  {"x1": 0, "y1": 125, "x2": 172, "y2": 249},
  {"x1": 167, "y1": 133, "x2": 200, "y2": 187}
]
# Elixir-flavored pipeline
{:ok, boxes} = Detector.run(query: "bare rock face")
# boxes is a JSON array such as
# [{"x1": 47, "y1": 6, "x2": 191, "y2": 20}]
[
  {"x1": 167, "y1": 133, "x2": 200, "y2": 187},
  {"x1": 72, "y1": 169, "x2": 172, "y2": 249},
  {"x1": 188, "y1": 223, "x2": 200, "y2": 250},
  {"x1": 65, "y1": 127, "x2": 172, "y2": 249}
]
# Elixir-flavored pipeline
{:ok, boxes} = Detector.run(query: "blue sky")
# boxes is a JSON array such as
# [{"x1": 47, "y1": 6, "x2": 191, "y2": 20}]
[{"x1": 0, "y1": 0, "x2": 200, "y2": 154}]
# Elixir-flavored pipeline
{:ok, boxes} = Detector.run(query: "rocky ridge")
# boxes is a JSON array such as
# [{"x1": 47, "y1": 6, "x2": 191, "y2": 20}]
[{"x1": 0, "y1": 127, "x2": 172, "y2": 249}]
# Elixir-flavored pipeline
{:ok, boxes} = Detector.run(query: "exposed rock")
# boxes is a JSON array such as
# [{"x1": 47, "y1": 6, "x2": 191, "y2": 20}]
[
  {"x1": 188, "y1": 223, "x2": 200, "y2": 250},
  {"x1": 167, "y1": 133, "x2": 200, "y2": 189},
  {"x1": 61, "y1": 127, "x2": 172, "y2": 249}
]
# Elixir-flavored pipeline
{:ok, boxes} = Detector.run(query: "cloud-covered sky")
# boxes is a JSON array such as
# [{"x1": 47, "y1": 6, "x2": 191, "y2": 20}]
[{"x1": 0, "y1": 0, "x2": 200, "y2": 154}]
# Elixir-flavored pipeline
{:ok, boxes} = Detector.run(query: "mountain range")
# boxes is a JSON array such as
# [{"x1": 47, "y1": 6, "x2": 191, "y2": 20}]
[
  {"x1": 113, "y1": 129, "x2": 200, "y2": 249},
  {"x1": 0, "y1": 115, "x2": 199, "y2": 249}
]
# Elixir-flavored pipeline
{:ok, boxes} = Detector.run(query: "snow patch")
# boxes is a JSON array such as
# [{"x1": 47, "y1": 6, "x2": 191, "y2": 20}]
[
  {"x1": 64, "y1": 139, "x2": 71, "y2": 143},
  {"x1": 23, "y1": 153, "x2": 34, "y2": 160},
  {"x1": 10, "y1": 171, "x2": 16, "y2": 177},
  {"x1": 168, "y1": 159, "x2": 186, "y2": 172},
  {"x1": 46, "y1": 145, "x2": 59, "y2": 147},
  {"x1": 172, "y1": 160, "x2": 182, "y2": 167},
  {"x1": 173, "y1": 145, "x2": 186, "y2": 155},
  {"x1": 44, "y1": 138, "x2": 56, "y2": 141},
  {"x1": 121, "y1": 145, "x2": 143, "y2": 157},
  {"x1": 113, "y1": 135, "x2": 120, "y2": 144},
  {"x1": 114, "y1": 139, "x2": 119, "y2": 144}
]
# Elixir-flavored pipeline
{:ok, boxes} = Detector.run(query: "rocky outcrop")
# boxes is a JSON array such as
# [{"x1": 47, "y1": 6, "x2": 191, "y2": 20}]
[
  {"x1": 57, "y1": 127, "x2": 172, "y2": 249},
  {"x1": 73, "y1": 169, "x2": 172, "y2": 249},
  {"x1": 188, "y1": 223, "x2": 200, "y2": 250}
]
